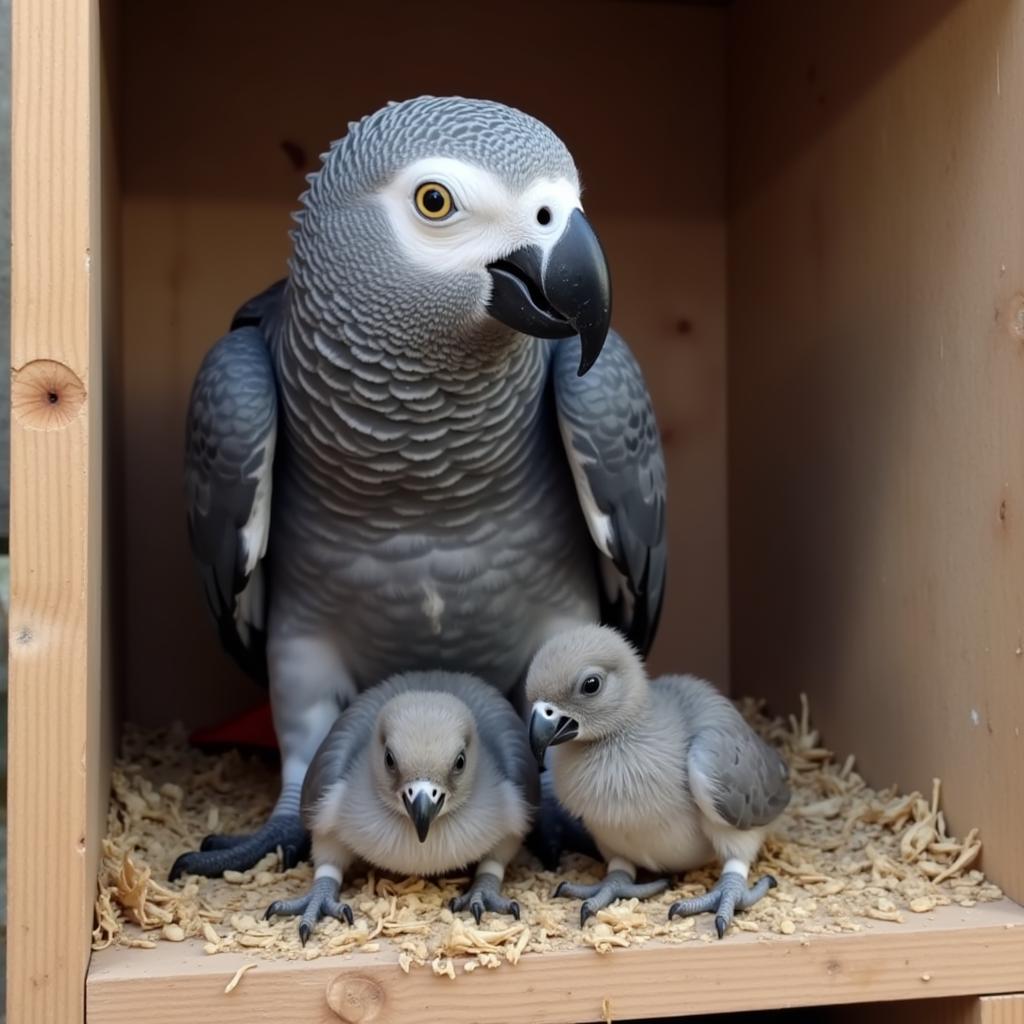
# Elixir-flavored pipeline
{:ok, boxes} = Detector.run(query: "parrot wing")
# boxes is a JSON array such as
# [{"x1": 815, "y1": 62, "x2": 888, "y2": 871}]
[
  {"x1": 681, "y1": 679, "x2": 791, "y2": 830},
  {"x1": 552, "y1": 331, "x2": 667, "y2": 656},
  {"x1": 184, "y1": 280, "x2": 286, "y2": 684}
]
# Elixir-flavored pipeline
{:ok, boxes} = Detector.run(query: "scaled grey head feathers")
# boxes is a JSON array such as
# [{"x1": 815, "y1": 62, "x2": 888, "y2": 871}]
[{"x1": 290, "y1": 96, "x2": 611, "y2": 372}]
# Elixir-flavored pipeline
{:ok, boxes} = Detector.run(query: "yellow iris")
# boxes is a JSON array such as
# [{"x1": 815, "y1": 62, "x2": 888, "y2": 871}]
[{"x1": 414, "y1": 182, "x2": 454, "y2": 220}]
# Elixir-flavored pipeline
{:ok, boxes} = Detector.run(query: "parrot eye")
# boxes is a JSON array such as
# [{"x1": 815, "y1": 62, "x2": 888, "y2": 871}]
[
  {"x1": 414, "y1": 182, "x2": 455, "y2": 221},
  {"x1": 580, "y1": 674, "x2": 602, "y2": 696},
  {"x1": 537, "y1": 206, "x2": 552, "y2": 226},
  {"x1": 384, "y1": 748, "x2": 397, "y2": 772},
  {"x1": 453, "y1": 751, "x2": 466, "y2": 773}
]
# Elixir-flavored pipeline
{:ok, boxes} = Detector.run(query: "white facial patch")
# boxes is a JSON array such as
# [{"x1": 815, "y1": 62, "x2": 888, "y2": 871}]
[
  {"x1": 377, "y1": 157, "x2": 582, "y2": 276},
  {"x1": 533, "y1": 700, "x2": 567, "y2": 723}
]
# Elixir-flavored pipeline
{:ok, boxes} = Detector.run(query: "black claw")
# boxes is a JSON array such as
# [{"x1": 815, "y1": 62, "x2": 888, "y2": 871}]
[
  {"x1": 580, "y1": 903, "x2": 595, "y2": 927},
  {"x1": 715, "y1": 915, "x2": 727, "y2": 940},
  {"x1": 510, "y1": 901, "x2": 521, "y2": 921},
  {"x1": 448, "y1": 897, "x2": 458, "y2": 913},
  {"x1": 472, "y1": 903, "x2": 483, "y2": 926},
  {"x1": 299, "y1": 923, "x2": 311, "y2": 947},
  {"x1": 342, "y1": 904, "x2": 354, "y2": 926},
  {"x1": 553, "y1": 881, "x2": 567, "y2": 899},
  {"x1": 168, "y1": 854, "x2": 193, "y2": 883},
  {"x1": 264, "y1": 904, "x2": 276, "y2": 920},
  {"x1": 766, "y1": 875, "x2": 778, "y2": 890}
]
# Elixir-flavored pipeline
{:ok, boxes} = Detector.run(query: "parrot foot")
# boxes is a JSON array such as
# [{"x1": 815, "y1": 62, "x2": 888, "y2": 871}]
[
  {"x1": 554, "y1": 869, "x2": 670, "y2": 927},
  {"x1": 169, "y1": 813, "x2": 309, "y2": 881},
  {"x1": 450, "y1": 872, "x2": 520, "y2": 925},
  {"x1": 265, "y1": 875, "x2": 353, "y2": 945},
  {"x1": 668, "y1": 870, "x2": 777, "y2": 939}
]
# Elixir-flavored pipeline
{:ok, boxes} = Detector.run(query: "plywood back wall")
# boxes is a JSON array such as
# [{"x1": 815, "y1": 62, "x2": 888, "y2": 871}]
[
  {"x1": 729, "y1": 0, "x2": 1024, "y2": 899},
  {"x1": 119, "y1": 1, "x2": 728, "y2": 726}
]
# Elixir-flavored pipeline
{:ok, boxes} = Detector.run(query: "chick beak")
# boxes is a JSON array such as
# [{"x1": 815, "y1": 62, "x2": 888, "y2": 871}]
[
  {"x1": 529, "y1": 702, "x2": 580, "y2": 765},
  {"x1": 402, "y1": 783, "x2": 446, "y2": 843}
]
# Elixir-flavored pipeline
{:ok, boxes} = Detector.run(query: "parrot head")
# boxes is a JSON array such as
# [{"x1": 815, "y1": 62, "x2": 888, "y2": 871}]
[
  {"x1": 374, "y1": 691, "x2": 479, "y2": 842},
  {"x1": 525, "y1": 624, "x2": 648, "y2": 764},
  {"x1": 292, "y1": 96, "x2": 611, "y2": 376}
]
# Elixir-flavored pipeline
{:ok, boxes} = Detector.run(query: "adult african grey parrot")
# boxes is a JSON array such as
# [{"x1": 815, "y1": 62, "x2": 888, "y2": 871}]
[{"x1": 172, "y1": 96, "x2": 667, "y2": 880}]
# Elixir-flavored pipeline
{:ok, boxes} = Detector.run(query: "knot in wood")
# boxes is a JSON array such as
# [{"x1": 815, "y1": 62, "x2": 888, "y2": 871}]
[
  {"x1": 325, "y1": 975, "x2": 385, "y2": 1023},
  {"x1": 12, "y1": 359, "x2": 87, "y2": 430}
]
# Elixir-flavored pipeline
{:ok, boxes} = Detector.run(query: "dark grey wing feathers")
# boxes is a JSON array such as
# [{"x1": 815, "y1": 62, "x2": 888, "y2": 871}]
[
  {"x1": 185, "y1": 283, "x2": 284, "y2": 683},
  {"x1": 300, "y1": 682, "x2": 399, "y2": 826},
  {"x1": 552, "y1": 332, "x2": 667, "y2": 655},
  {"x1": 674, "y1": 677, "x2": 791, "y2": 830}
]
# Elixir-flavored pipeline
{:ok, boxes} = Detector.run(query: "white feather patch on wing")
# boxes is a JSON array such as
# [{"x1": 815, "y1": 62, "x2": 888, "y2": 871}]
[
  {"x1": 232, "y1": 429, "x2": 276, "y2": 642},
  {"x1": 556, "y1": 413, "x2": 615, "y2": 559},
  {"x1": 238, "y1": 433, "x2": 276, "y2": 575}
]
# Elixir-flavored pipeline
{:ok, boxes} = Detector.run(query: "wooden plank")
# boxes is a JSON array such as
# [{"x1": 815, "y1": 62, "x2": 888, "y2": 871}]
[
  {"x1": 729, "y1": 0, "x2": 1024, "y2": 903},
  {"x1": 88, "y1": 900, "x2": 1024, "y2": 1024},
  {"x1": 115, "y1": 0, "x2": 730, "y2": 731},
  {"x1": 8, "y1": 0, "x2": 107, "y2": 1022}
]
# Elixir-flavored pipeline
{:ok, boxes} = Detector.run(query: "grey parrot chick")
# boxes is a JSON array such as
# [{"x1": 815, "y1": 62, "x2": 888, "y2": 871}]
[
  {"x1": 526, "y1": 625, "x2": 790, "y2": 937},
  {"x1": 267, "y1": 670, "x2": 538, "y2": 943}
]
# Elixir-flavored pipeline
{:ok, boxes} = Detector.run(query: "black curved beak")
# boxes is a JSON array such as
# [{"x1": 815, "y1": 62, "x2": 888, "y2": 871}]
[
  {"x1": 486, "y1": 209, "x2": 612, "y2": 376},
  {"x1": 529, "y1": 707, "x2": 580, "y2": 765},
  {"x1": 403, "y1": 790, "x2": 445, "y2": 843}
]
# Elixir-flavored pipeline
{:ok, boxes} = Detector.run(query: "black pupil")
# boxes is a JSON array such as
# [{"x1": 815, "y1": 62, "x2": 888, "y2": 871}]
[
  {"x1": 423, "y1": 188, "x2": 446, "y2": 213},
  {"x1": 584, "y1": 677, "x2": 600, "y2": 693},
  {"x1": 537, "y1": 206, "x2": 552, "y2": 225}
]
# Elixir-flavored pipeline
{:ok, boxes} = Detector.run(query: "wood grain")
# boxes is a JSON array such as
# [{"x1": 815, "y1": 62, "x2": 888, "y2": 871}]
[
  {"x1": 729, "y1": 0, "x2": 1024, "y2": 902},
  {"x1": 9, "y1": 0, "x2": 109, "y2": 1022},
  {"x1": 115, "y1": 0, "x2": 729, "y2": 729},
  {"x1": 87, "y1": 900, "x2": 1024, "y2": 1024}
]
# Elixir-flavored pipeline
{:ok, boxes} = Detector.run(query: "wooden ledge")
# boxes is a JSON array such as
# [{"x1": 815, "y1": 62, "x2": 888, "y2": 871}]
[{"x1": 87, "y1": 899, "x2": 1024, "y2": 1023}]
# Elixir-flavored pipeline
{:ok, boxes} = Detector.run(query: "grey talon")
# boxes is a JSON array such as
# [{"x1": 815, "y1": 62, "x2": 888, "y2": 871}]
[
  {"x1": 552, "y1": 868, "x2": 670, "y2": 925},
  {"x1": 668, "y1": 870, "x2": 776, "y2": 938}
]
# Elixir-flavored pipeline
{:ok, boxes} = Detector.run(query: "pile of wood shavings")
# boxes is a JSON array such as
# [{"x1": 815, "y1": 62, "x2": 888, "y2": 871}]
[{"x1": 93, "y1": 696, "x2": 1002, "y2": 974}]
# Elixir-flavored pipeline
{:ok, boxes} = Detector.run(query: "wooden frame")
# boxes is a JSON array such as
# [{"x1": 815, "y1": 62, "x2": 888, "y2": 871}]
[
  {"x1": 87, "y1": 907, "x2": 1024, "y2": 1023},
  {"x1": 10, "y1": 0, "x2": 1024, "y2": 1021},
  {"x1": 9, "y1": 0, "x2": 112, "y2": 1022}
]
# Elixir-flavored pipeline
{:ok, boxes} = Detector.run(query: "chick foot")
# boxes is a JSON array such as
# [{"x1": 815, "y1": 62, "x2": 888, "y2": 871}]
[
  {"x1": 451, "y1": 872, "x2": 520, "y2": 924},
  {"x1": 169, "y1": 813, "x2": 309, "y2": 880},
  {"x1": 265, "y1": 875, "x2": 353, "y2": 945},
  {"x1": 669, "y1": 870, "x2": 777, "y2": 938},
  {"x1": 554, "y1": 869, "x2": 669, "y2": 926}
]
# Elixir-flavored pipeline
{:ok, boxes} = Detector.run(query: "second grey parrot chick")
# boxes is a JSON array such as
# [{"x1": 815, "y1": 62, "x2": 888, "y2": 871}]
[
  {"x1": 266, "y1": 671, "x2": 538, "y2": 943},
  {"x1": 526, "y1": 625, "x2": 790, "y2": 937}
]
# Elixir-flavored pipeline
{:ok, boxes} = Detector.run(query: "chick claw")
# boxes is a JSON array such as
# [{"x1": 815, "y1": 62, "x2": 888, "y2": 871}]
[
  {"x1": 668, "y1": 870, "x2": 777, "y2": 938},
  {"x1": 265, "y1": 875, "x2": 353, "y2": 945},
  {"x1": 450, "y1": 872, "x2": 520, "y2": 925},
  {"x1": 554, "y1": 869, "x2": 670, "y2": 927}
]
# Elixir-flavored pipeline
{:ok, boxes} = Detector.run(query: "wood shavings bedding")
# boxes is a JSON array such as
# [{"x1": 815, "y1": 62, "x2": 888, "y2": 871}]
[{"x1": 93, "y1": 696, "x2": 1002, "y2": 974}]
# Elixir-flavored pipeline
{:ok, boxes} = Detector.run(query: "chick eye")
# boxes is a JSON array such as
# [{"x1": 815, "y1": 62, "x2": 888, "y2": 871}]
[
  {"x1": 414, "y1": 182, "x2": 455, "y2": 220},
  {"x1": 384, "y1": 748, "x2": 396, "y2": 771},
  {"x1": 453, "y1": 752, "x2": 466, "y2": 773},
  {"x1": 580, "y1": 675, "x2": 602, "y2": 696}
]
